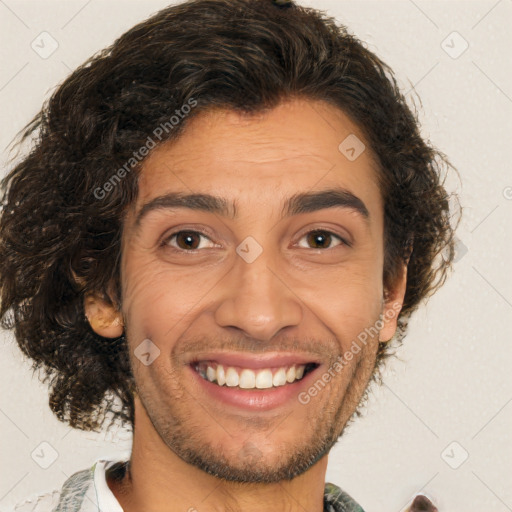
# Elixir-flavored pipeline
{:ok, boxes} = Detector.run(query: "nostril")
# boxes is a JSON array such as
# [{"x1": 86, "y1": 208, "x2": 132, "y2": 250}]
[{"x1": 409, "y1": 494, "x2": 438, "y2": 512}]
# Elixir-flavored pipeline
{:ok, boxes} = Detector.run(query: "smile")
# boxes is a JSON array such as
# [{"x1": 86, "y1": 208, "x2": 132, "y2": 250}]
[
  {"x1": 193, "y1": 361, "x2": 319, "y2": 390},
  {"x1": 187, "y1": 352, "x2": 322, "y2": 410}
]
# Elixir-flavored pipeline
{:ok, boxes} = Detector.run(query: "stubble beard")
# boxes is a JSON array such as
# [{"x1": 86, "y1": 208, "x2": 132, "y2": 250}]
[{"x1": 135, "y1": 344, "x2": 378, "y2": 484}]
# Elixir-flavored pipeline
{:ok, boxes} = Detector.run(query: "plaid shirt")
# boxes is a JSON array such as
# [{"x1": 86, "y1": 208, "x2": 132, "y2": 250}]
[{"x1": 12, "y1": 459, "x2": 365, "y2": 512}]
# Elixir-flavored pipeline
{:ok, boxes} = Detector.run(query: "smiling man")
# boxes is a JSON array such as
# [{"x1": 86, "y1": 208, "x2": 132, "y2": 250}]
[{"x1": 1, "y1": 1, "x2": 454, "y2": 511}]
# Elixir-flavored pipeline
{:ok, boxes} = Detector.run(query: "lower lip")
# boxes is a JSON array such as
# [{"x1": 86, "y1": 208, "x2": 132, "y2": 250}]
[{"x1": 188, "y1": 364, "x2": 321, "y2": 411}]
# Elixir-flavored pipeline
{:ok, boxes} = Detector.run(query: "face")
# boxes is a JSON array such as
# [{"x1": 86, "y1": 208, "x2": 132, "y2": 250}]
[{"x1": 94, "y1": 98, "x2": 405, "y2": 483}]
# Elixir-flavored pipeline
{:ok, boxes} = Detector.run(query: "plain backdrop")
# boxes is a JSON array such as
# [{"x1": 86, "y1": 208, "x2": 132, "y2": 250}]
[{"x1": 1, "y1": 1, "x2": 511, "y2": 511}]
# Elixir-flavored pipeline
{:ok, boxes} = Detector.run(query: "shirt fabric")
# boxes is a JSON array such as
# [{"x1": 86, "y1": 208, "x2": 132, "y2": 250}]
[{"x1": 11, "y1": 459, "x2": 365, "y2": 512}]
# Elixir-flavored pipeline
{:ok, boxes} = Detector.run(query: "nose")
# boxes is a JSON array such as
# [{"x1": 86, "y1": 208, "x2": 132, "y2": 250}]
[{"x1": 213, "y1": 247, "x2": 303, "y2": 341}]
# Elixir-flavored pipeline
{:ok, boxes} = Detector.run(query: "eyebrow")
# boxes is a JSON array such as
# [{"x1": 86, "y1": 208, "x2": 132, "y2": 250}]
[{"x1": 134, "y1": 187, "x2": 369, "y2": 226}]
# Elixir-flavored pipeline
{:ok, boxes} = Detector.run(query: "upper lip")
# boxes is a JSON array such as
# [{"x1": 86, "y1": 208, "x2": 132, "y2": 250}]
[{"x1": 188, "y1": 352, "x2": 321, "y2": 369}]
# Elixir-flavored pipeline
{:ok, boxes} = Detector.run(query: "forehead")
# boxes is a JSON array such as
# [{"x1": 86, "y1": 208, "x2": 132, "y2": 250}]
[{"x1": 133, "y1": 98, "x2": 382, "y2": 217}]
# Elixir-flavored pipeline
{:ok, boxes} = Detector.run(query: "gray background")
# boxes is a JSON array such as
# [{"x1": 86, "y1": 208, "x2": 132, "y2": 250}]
[{"x1": 1, "y1": 1, "x2": 511, "y2": 510}]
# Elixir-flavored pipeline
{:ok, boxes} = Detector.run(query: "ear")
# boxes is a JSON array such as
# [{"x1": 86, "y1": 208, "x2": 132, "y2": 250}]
[
  {"x1": 84, "y1": 294, "x2": 124, "y2": 338},
  {"x1": 379, "y1": 263, "x2": 408, "y2": 343}
]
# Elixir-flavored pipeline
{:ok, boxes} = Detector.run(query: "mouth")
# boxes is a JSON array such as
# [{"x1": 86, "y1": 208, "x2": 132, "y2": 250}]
[
  {"x1": 187, "y1": 353, "x2": 322, "y2": 411},
  {"x1": 192, "y1": 360, "x2": 319, "y2": 389}
]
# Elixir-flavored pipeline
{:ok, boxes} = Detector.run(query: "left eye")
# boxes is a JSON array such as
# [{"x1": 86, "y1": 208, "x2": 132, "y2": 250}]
[{"x1": 297, "y1": 230, "x2": 346, "y2": 250}]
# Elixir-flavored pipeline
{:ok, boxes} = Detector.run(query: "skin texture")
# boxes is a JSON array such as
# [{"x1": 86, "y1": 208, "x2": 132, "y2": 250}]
[{"x1": 86, "y1": 98, "x2": 407, "y2": 512}]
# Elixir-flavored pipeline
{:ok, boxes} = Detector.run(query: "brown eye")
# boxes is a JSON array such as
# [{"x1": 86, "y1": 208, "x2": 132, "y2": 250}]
[
  {"x1": 164, "y1": 230, "x2": 215, "y2": 251},
  {"x1": 298, "y1": 230, "x2": 345, "y2": 250},
  {"x1": 175, "y1": 231, "x2": 200, "y2": 250}
]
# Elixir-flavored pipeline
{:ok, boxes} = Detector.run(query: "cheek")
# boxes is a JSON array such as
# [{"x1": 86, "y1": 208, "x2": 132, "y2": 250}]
[
  {"x1": 120, "y1": 250, "x2": 216, "y2": 343},
  {"x1": 121, "y1": 248, "x2": 170, "y2": 339},
  {"x1": 299, "y1": 263, "x2": 384, "y2": 346}
]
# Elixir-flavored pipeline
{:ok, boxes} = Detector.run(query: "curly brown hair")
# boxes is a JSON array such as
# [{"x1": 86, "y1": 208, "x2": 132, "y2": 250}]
[{"x1": 0, "y1": 0, "x2": 458, "y2": 433}]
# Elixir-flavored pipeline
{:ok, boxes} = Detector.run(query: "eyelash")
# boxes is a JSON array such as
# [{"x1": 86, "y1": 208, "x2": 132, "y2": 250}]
[{"x1": 161, "y1": 229, "x2": 350, "y2": 253}]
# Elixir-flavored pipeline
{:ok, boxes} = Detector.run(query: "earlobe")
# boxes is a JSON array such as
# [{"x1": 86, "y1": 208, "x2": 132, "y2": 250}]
[
  {"x1": 84, "y1": 294, "x2": 124, "y2": 338},
  {"x1": 379, "y1": 264, "x2": 408, "y2": 343}
]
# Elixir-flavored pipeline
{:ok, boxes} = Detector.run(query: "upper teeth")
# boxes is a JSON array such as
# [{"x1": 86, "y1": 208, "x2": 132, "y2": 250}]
[{"x1": 195, "y1": 362, "x2": 306, "y2": 389}]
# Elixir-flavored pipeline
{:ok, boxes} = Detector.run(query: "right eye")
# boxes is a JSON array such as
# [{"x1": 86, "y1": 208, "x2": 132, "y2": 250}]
[{"x1": 162, "y1": 230, "x2": 218, "y2": 252}]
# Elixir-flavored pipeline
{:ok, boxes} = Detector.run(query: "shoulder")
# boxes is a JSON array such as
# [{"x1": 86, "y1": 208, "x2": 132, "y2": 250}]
[
  {"x1": 324, "y1": 482, "x2": 365, "y2": 512},
  {"x1": 9, "y1": 467, "x2": 94, "y2": 512}
]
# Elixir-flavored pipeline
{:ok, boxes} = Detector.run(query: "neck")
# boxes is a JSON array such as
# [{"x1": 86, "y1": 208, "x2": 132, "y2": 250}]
[{"x1": 107, "y1": 396, "x2": 328, "y2": 512}]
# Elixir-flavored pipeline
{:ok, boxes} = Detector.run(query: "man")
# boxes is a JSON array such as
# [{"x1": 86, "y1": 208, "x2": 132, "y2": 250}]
[{"x1": 0, "y1": 0, "x2": 455, "y2": 510}]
